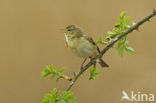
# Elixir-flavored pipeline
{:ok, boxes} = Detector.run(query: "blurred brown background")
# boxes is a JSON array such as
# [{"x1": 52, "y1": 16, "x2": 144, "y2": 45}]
[{"x1": 0, "y1": 0, "x2": 156, "y2": 103}]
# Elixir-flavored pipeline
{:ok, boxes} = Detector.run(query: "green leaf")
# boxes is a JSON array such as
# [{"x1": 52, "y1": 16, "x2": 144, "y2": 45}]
[
  {"x1": 52, "y1": 88, "x2": 58, "y2": 96},
  {"x1": 89, "y1": 67, "x2": 101, "y2": 80},
  {"x1": 107, "y1": 31, "x2": 118, "y2": 38},
  {"x1": 42, "y1": 99, "x2": 49, "y2": 103},
  {"x1": 117, "y1": 45, "x2": 124, "y2": 57},
  {"x1": 42, "y1": 88, "x2": 76, "y2": 103},
  {"x1": 125, "y1": 46, "x2": 134, "y2": 54},
  {"x1": 60, "y1": 67, "x2": 66, "y2": 73},
  {"x1": 48, "y1": 65, "x2": 53, "y2": 72},
  {"x1": 116, "y1": 40, "x2": 125, "y2": 57},
  {"x1": 96, "y1": 36, "x2": 106, "y2": 45},
  {"x1": 41, "y1": 65, "x2": 68, "y2": 82},
  {"x1": 120, "y1": 11, "x2": 126, "y2": 19},
  {"x1": 105, "y1": 37, "x2": 110, "y2": 41},
  {"x1": 59, "y1": 91, "x2": 77, "y2": 103},
  {"x1": 41, "y1": 65, "x2": 53, "y2": 78},
  {"x1": 116, "y1": 40, "x2": 122, "y2": 50},
  {"x1": 42, "y1": 88, "x2": 58, "y2": 103},
  {"x1": 124, "y1": 41, "x2": 129, "y2": 47},
  {"x1": 50, "y1": 74, "x2": 56, "y2": 80},
  {"x1": 56, "y1": 77, "x2": 61, "y2": 82},
  {"x1": 115, "y1": 23, "x2": 120, "y2": 28},
  {"x1": 105, "y1": 11, "x2": 134, "y2": 57},
  {"x1": 124, "y1": 16, "x2": 131, "y2": 22}
]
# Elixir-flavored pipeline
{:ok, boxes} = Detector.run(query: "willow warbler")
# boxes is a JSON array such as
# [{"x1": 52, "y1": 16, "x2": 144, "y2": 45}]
[{"x1": 64, "y1": 24, "x2": 109, "y2": 67}]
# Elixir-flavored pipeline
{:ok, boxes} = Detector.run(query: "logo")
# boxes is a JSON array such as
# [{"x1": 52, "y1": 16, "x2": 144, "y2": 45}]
[{"x1": 121, "y1": 91, "x2": 154, "y2": 102}]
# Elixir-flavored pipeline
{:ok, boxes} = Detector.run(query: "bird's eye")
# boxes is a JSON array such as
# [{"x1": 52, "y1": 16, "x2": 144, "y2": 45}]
[{"x1": 68, "y1": 29, "x2": 71, "y2": 31}]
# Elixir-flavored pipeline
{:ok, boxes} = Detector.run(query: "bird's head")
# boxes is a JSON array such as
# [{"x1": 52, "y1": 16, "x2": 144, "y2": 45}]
[{"x1": 64, "y1": 24, "x2": 83, "y2": 38}]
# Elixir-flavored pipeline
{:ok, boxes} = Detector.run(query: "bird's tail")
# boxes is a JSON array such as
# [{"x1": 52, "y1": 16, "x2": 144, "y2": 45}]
[{"x1": 97, "y1": 58, "x2": 109, "y2": 68}]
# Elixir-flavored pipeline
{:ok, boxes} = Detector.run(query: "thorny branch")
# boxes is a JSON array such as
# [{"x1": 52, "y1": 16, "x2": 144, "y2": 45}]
[{"x1": 65, "y1": 10, "x2": 156, "y2": 91}]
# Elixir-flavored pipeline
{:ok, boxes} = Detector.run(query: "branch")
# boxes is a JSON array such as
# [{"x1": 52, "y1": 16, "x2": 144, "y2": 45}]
[{"x1": 65, "y1": 10, "x2": 156, "y2": 91}]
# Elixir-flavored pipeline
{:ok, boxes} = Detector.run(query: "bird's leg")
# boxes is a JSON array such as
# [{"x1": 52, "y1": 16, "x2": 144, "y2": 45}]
[
  {"x1": 80, "y1": 58, "x2": 87, "y2": 71},
  {"x1": 89, "y1": 57, "x2": 96, "y2": 68}
]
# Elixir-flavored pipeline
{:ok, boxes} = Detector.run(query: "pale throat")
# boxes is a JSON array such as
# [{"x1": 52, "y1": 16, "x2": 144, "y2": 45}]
[
  {"x1": 65, "y1": 33, "x2": 71, "y2": 43},
  {"x1": 65, "y1": 33, "x2": 77, "y2": 48}
]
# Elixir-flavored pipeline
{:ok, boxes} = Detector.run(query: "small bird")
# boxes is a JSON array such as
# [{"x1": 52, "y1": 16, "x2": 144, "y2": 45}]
[{"x1": 64, "y1": 24, "x2": 109, "y2": 68}]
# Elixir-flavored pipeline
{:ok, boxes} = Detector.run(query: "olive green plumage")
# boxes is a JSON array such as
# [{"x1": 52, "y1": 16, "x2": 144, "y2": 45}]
[{"x1": 64, "y1": 24, "x2": 108, "y2": 67}]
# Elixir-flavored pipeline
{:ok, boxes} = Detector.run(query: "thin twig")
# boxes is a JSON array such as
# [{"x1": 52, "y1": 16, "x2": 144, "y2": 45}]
[{"x1": 65, "y1": 10, "x2": 156, "y2": 91}]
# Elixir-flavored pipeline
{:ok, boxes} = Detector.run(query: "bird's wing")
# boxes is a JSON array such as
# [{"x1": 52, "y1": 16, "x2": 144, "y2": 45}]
[{"x1": 84, "y1": 34, "x2": 101, "y2": 53}]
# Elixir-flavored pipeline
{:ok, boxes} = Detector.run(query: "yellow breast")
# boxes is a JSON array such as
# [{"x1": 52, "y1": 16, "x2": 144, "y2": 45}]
[
  {"x1": 65, "y1": 34, "x2": 98, "y2": 58},
  {"x1": 65, "y1": 34, "x2": 79, "y2": 49}
]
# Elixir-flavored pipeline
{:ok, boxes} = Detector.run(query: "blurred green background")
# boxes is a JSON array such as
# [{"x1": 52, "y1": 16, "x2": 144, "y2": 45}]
[{"x1": 0, "y1": 0, "x2": 156, "y2": 103}]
